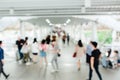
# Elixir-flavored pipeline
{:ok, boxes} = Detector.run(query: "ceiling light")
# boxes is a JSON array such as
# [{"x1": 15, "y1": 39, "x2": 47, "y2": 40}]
[
  {"x1": 66, "y1": 19, "x2": 71, "y2": 24},
  {"x1": 81, "y1": 7, "x2": 86, "y2": 13},
  {"x1": 85, "y1": 0, "x2": 91, "y2": 7},
  {"x1": 9, "y1": 8, "x2": 14, "y2": 15},
  {"x1": 63, "y1": 23, "x2": 67, "y2": 26},
  {"x1": 49, "y1": 23, "x2": 53, "y2": 26},
  {"x1": 46, "y1": 19, "x2": 51, "y2": 24}
]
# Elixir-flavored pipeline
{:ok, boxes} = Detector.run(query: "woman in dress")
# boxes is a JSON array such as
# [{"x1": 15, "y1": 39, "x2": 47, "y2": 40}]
[{"x1": 75, "y1": 40, "x2": 85, "y2": 71}]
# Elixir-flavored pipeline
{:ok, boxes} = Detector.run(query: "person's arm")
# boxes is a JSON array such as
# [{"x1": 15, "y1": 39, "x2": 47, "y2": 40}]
[
  {"x1": 57, "y1": 46, "x2": 61, "y2": 53},
  {"x1": 75, "y1": 45, "x2": 78, "y2": 52},
  {"x1": 1, "y1": 59, "x2": 4, "y2": 64},
  {"x1": 1, "y1": 49, "x2": 4, "y2": 64},
  {"x1": 90, "y1": 57, "x2": 94, "y2": 70},
  {"x1": 83, "y1": 47, "x2": 86, "y2": 54}
]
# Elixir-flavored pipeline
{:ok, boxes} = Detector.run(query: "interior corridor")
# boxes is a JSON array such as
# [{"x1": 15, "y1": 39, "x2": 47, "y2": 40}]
[{"x1": 1, "y1": 40, "x2": 120, "y2": 80}]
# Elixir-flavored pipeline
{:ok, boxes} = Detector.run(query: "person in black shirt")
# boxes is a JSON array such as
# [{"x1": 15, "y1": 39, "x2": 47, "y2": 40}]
[
  {"x1": 0, "y1": 41, "x2": 10, "y2": 79},
  {"x1": 87, "y1": 41, "x2": 102, "y2": 80},
  {"x1": 16, "y1": 37, "x2": 24, "y2": 60}
]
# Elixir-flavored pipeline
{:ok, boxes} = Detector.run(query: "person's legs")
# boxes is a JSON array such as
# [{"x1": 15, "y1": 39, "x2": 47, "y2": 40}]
[
  {"x1": 0, "y1": 61, "x2": 2, "y2": 74},
  {"x1": 0, "y1": 62, "x2": 9, "y2": 79},
  {"x1": 26, "y1": 53, "x2": 29, "y2": 62},
  {"x1": 23, "y1": 54, "x2": 26, "y2": 63},
  {"x1": 54, "y1": 54, "x2": 58, "y2": 69},
  {"x1": 94, "y1": 65, "x2": 102, "y2": 80},
  {"x1": 0, "y1": 62, "x2": 3, "y2": 77},
  {"x1": 19, "y1": 49, "x2": 23, "y2": 60},
  {"x1": 1, "y1": 70, "x2": 9, "y2": 79},
  {"x1": 62, "y1": 39, "x2": 65, "y2": 45},
  {"x1": 67, "y1": 39, "x2": 69, "y2": 45},
  {"x1": 33, "y1": 53, "x2": 38, "y2": 63},
  {"x1": 27, "y1": 53, "x2": 32, "y2": 62},
  {"x1": 33, "y1": 55, "x2": 37, "y2": 63},
  {"x1": 44, "y1": 57, "x2": 48, "y2": 65},
  {"x1": 77, "y1": 60, "x2": 80, "y2": 71},
  {"x1": 1, "y1": 68, "x2": 7, "y2": 78},
  {"x1": 33, "y1": 54, "x2": 35, "y2": 62},
  {"x1": 40, "y1": 57, "x2": 43, "y2": 67},
  {"x1": 88, "y1": 64, "x2": 93, "y2": 80},
  {"x1": 87, "y1": 54, "x2": 91, "y2": 64},
  {"x1": 51, "y1": 55, "x2": 56, "y2": 69},
  {"x1": 86, "y1": 54, "x2": 89, "y2": 63}
]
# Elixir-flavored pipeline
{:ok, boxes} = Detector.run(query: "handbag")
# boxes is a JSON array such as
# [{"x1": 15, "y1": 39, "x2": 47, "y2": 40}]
[
  {"x1": 57, "y1": 53, "x2": 61, "y2": 57},
  {"x1": 73, "y1": 52, "x2": 76, "y2": 58}
]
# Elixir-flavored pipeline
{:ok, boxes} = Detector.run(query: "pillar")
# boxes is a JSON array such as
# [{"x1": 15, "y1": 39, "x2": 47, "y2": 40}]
[
  {"x1": 33, "y1": 24, "x2": 37, "y2": 38},
  {"x1": 81, "y1": 23, "x2": 85, "y2": 42},
  {"x1": 92, "y1": 22, "x2": 98, "y2": 41},
  {"x1": 19, "y1": 20, "x2": 25, "y2": 38}
]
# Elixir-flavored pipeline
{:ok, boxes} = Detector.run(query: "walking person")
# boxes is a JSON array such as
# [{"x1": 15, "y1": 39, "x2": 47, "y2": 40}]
[
  {"x1": 39, "y1": 39, "x2": 48, "y2": 66},
  {"x1": 31, "y1": 38, "x2": 39, "y2": 63},
  {"x1": 51, "y1": 40, "x2": 60, "y2": 72},
  {"x1": 62, "y1": 34, "x2": 66, "y2": 46},
  {"x1": 21, "y1": 41, "x2": 31, "y2": 64},
  {"x1": 74, "y1": 40, "x2": 85, "y2": 71},
  {"x1": 87, "y1": 41, "x2": 102, "y2": 80},
  {"x1": 24, "y1": 37, "x2": 32, "y2": 62},
  {"x1": 0, "y1": 41, "x2": 10, "y2": 79},
  {"x1": 46, "y1": 35, "x2": 51, "y2": 45},
  {"x1": 16, "y1": 37, "x2": 24, "y2": 60},
  {"x1": 86, "y1": 41, "x2": 93, "y2": 64},
  {"x1": 66, "y1": 33, "x2": 70, "y2": 46}
]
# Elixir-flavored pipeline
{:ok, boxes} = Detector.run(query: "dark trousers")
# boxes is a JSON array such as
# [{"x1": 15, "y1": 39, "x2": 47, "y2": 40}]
[
  {"x1": 67, "y1": 39, "x2": 69, "y2": 45},
  {"x1": 62, "y1": 39, "x2": 65, "y2": 44},
  {"x1": 23, "y1": 53, "x2": 32, "y2": 63},
  {"x1": 18, "y1": 49, "x2": 23, "y2": 59},
  {"x1": 0, "y1": 61, "x2": 7, "y2": 78},
  {"x1": 89, "y1": 64, "x2": 102, "y2": 80},
  {"x1": 86, "y1": 54, "x2": 91, "y2": 63}
]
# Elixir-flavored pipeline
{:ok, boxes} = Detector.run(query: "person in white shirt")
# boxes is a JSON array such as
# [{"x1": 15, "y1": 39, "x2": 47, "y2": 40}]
[
  {"x1": 51, "y1": 40, "x2": 60, "y2": 72},
  {"x1": 21, "y1": 41, "x2": 30, "y2": 63},
  {"x1": 31, "y1": 38, "x2": 39, "y2": 63}
]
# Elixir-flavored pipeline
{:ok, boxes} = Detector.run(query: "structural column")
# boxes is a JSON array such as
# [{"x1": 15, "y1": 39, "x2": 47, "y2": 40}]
[
  {"x1": 81, "y1": 23, "x2": 85, "y2": 42},
  {"x1": 19, "y1": 20, "x2": 25, "y2": 38},
  {"x1": 112, "y1": 30, "x2": 117, "y2": 42},
  {"x1": 33, "y1": 24, "x2": 37, "y2": 38},
  {"x1": 78, "y1": 24, "x2": 82, "y2": 40},
  {"x1": 85, "y1": 0, "x2": 91, "y2": 7},
  {"x1": 112, "y1": 30, "x2": 117, "y2": 50},
  {"x1": 92, "y1": 22, "x2": 98, "y2": 41}
]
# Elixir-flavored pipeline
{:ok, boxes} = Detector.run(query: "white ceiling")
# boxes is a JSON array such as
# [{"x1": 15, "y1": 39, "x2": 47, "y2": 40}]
[{"x1": 0, "y1": 0, "x2": 120, "y2": 16}]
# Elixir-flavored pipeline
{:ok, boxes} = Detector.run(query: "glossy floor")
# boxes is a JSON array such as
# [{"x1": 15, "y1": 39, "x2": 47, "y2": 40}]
[{"x1": 1, "y1": 42, "x2": 120, "y2": 80}]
